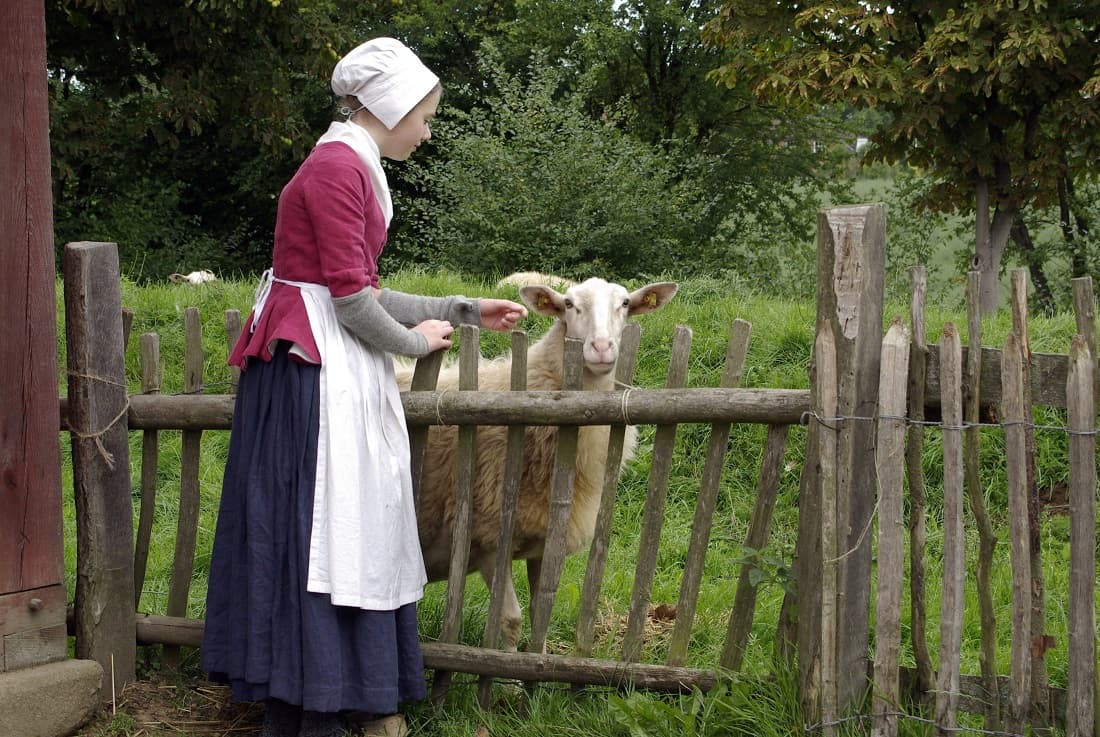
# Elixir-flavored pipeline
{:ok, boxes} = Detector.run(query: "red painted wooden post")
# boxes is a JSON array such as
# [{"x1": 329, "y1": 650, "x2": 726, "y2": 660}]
[{"x1": 0, "y1": 0, "x2": 67, "y2": 671}]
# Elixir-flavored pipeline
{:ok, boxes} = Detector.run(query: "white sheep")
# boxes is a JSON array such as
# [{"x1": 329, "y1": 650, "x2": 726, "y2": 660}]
[
  {"x1": 168, "y1": 270, "x2": 217, "y2": 284},
  {"x1": 495, "y1": 271, "x2": 577, "y2": 291},
  {"x1": 396, "y1": 277, "x2": 678, "y2": 651}
]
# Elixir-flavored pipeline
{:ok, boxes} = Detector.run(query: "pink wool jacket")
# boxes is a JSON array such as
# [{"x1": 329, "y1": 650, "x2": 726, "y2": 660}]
[{"x1": 229, "y1": 141, "x2": 387, "y2": 368}]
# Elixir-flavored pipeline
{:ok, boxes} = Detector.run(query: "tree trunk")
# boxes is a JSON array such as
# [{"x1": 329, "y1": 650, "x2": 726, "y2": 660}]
[
  {"x1": 1009, "y1": 216, "x2": 1054, "y2": 315},
  {"x1": 973, "y1": 179, "x2": 1015, "y2": 315}
]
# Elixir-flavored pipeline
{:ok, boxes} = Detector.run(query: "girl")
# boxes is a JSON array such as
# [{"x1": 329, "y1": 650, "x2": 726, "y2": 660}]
[{"x1": 201, "y1": 37, "x2": 527, "y2": 737}]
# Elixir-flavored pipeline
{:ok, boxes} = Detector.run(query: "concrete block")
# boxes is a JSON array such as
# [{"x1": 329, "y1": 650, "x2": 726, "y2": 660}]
[{"x1": 0, "y1": 659, "x2": 102, "y2": 737}]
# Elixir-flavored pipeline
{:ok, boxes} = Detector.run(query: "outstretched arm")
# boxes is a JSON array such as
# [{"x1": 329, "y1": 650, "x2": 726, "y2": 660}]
[{"x1": 478, "y1": 298, "x2": 527, "y2": 332}]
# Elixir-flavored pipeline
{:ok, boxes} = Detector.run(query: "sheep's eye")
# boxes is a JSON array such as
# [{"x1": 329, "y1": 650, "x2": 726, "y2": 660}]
[
  {"x1": 621, "y1": 298, "x2": 631, "y2": 309},
  {"x1": 564, "y1": 298, "x2": 574, "y2": 309}
]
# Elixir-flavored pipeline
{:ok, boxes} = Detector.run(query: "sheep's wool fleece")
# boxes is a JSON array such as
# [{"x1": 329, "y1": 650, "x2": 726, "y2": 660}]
[{"x1": 331, "y1": 37, "x2": 438, "y2": 130}]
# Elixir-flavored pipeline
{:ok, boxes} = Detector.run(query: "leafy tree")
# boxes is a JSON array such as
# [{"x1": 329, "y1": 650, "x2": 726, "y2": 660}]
[
  {"x1": 46, "y1": 0, "x2": 380, "y2": 277},
  {"x1": 399, "y1": 48, "x2": 709, "y2": 280},
  {"x1": 705, "y1": 0, "x2": 1100, "y2": 312}
]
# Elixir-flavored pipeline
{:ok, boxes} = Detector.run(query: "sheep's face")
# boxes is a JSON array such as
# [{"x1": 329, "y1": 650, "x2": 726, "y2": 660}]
[{"x1": 520, "y1": 278, "x2": 679, "y2": 376}]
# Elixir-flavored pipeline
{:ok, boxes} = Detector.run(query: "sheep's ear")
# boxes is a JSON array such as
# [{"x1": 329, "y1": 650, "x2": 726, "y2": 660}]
[
  {"x1": 519, "y1": 285, "x2": 566, "y2": 317},
  {"x1": 628, "y1": 282, "x2": 678, "y2": 315}
]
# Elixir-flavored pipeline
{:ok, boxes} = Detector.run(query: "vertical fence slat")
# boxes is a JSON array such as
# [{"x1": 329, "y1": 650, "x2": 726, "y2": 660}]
[
  {"x1": 432, "y1": 325, "x2": 481, "y2": 704},
  {"x1": 409, "y1": 350, "x2": 445, "y2": 506},
  {"x1": 668, "y1": 318, "x2": 751, "y2": 667},
  {"x1": 133, "y1": 332, "x2": 161, "y2": 606},
  {"x1": 527, "y1": 337, "x2": 585, "y2": 657},
  {"x1": 1012, "y1": 269, "x2": 1051, "y2": 732},
  {"x1": 1002, "y1": 330, "x2": 1032, "y2": 733},
  {"x1": 934, "y1": 323, "x2": 965, "y2": 736},
  {"x1": 870, "y1": 319, "x2": 910, "y2": 737},
  {"x1": 164, "y1": 307, "x2": 204, "y2": 668},
  {"x1": 575, "y1": 323, "x2": 641, "y2": 657},
  {"x1": 1071, "y1": 277, "x2": 1097, "y2": 405},
  {"x1": 906, "y1": 265, "x2": 934, "y2": 699},
  {"x1": 225, "y1": 309, "x2": 241, "y2": 393},
  {"x1": 478, "y1": 330, "x2": 528, "y2": 708},
  {"x1": 1066, "y1": 335, "x2": 1096, "y2": 737},
  {"x1": 965, "y1": 270, "x2": 1000, "y2": 730},
  {"x1": 621, "y1": 326, "x2": 692, "y2": 663},
  {"x1": 816, "y1": 320, "x2": 839, "y2": 737},
  {"x1": 719, "y1": 422, "x2": 789, "y2": 671}
]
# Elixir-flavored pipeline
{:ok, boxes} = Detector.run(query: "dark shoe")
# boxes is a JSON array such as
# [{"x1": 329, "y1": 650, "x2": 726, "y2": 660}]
[
  {"x1": 299, "y1": 710, "x2": 346, "y2": 737},
  {"x1": 261, "y1": 699, "x2": 301, "y2": 737}
]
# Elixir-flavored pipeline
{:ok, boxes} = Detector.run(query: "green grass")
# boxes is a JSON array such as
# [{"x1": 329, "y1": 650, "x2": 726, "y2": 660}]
[{"x1": 58, "y1": 270, "x2": 1095, "y2": 736}]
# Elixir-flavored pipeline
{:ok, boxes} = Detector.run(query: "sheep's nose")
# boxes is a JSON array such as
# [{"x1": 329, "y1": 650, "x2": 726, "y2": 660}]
[{"x1": 589, "y1": 338, "x2": 615, "y2": 363}]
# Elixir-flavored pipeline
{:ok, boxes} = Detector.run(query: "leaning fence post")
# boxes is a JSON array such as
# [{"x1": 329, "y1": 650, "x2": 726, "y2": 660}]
[
  {"x1": 64, "y1": 241, "x2": 137, "y2": 693},
  {"x1": 670, "y1": 318, "x2": 751, "y2": 667},
  {"x1": 575, "y1": 324, "x2": 641, "y2": 658},
  {"x1": 528, "y1": 337, "x2": 585, "y2": 657},
  {"x1": 621, "y1": 326, "x2": 692, "y2": 663},
  {"x1": 478, "y1": 329, "x2": 528, "y2": 708},
  {"x1": 871, "y1": 319, "x2": 909, "y2": 737}
]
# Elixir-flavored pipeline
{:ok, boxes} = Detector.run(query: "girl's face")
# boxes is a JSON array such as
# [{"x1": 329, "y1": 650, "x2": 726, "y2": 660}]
[{"x1": 380, "y1": 87, "x2": 441, "y2": 161}]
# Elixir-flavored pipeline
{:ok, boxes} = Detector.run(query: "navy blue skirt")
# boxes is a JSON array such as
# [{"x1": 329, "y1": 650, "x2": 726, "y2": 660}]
[{"x1": 201, "y1": 343, "x2": 427, "y2": 713}]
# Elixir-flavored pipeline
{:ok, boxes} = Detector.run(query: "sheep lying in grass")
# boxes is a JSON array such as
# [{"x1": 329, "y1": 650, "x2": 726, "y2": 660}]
[
  {"x1": 495, "y1": 271, "x2": 577, "y2": 291},
  {"x1": 395, "y1": 277, "x2": 678, "y2": 651}
]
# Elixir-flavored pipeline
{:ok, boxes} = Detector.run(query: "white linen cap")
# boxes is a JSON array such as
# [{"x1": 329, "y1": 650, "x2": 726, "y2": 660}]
[{"x1": 331, "y1": 37, "x2": 439, "y2": 130}]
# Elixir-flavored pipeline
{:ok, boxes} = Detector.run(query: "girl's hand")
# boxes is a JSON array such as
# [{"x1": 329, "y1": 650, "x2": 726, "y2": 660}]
[
  {"x1": 413, "y1": 319, "x2": 455, "y2": 353},
  {"x1": 479, "y1": 299, "x2": 528, "y2": 332}
]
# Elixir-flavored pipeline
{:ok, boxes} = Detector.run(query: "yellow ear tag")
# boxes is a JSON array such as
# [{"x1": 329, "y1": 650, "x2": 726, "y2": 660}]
[
  {"x1": 645, "y1": 292, "x2": 658, "y2": 307},
  {"x1": 538, "y1": 295, "x2": 550, "y2": 309}
]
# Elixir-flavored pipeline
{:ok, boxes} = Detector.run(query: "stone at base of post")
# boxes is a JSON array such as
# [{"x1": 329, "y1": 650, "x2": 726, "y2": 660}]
[{"x1": 0, "y1": 659, "x2": 103, "y2": 737}]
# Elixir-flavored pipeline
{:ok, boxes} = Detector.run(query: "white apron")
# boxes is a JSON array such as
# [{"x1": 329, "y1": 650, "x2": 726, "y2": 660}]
[{"x1": 252, "y1": 272, "x2": 427, "y2": 611}]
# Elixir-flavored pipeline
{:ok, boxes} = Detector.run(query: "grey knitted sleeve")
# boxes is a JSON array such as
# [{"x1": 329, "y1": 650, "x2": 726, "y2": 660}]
[
  {"x1": 377, "y1": 288, "x2": 480, "y2": 328},
  {"x1": 332, "y1": 287, "x2": 430, "y2": 357}
]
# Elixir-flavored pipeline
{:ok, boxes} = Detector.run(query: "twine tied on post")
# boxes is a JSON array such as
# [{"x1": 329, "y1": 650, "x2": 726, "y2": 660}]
[{"x1": 66, "y1": 369, "x2": 130, "y2": 470}]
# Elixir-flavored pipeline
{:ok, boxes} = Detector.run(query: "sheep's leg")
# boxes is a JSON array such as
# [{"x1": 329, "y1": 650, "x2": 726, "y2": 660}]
[
  {"x1": 478, "y1": 557, "x2": 523, "y2": 652},
  {"x1": 524, "y1": 557, "x2": 547, "y2": 653},
  {"x1": 526, "y1": 557, "x2": 542, "y2": 599}
]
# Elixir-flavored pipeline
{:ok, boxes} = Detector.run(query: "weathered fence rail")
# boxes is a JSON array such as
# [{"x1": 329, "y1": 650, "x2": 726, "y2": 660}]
[{"x1": 57, "y1": 212, "x2": 1099, "y2": 736}]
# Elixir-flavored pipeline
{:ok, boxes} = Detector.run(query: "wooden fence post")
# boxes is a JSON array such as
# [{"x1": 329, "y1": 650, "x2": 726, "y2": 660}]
[
  {"x1": 799, "y1": 203, "x2": 886, "y2": 715},
  {"x1": 527, "y1": 337, "x2": 585, "y2": 656},
  {"x1": 1066, "y1": 334, "x2": 1096, "y2": 737},
  {"x1": 964, "y1": 270, "x2": 999, "y2": 730},
  {"x1": 432, "y1": 324, "x2": 481, "y2": 704},
  {"x1": 621, "y1": 326, "x2": 692, "y2": 663},
  {"x1": 816, "y1": 321, "x2": 839, "y2": 737},
  {"x1": 162, "y1": 308, "x2": 204, "y2": 668},
  {"x1": 64, "y1": 241, "x2": 137, "y2": 693},
  {"x1": 671, "y1": 318, "x2": 751, "y2": 667},
  {"x1": 575, "y1": 324, "x2": 641, "y2": 658},
  {"x1": 905, "y1": 266, "x2": 933, "y2": 699},
  {"x1": 133, "y1": 333, "x2": 161, "y2": 605},
  {"x1": 934, "y1": 324, "x2": 965, "y2": 735},
  {"x1": 870, "y1": 319, "x2": 909, "y2": 737},
  {"x1": 1002, "y1": 330, "x2": 1032, "y2": 733}
]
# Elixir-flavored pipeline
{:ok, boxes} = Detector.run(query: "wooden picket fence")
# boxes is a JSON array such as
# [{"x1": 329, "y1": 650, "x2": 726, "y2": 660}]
[{"x1": 59, "y1": 209, "x2": 1099, "y2": 735}]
